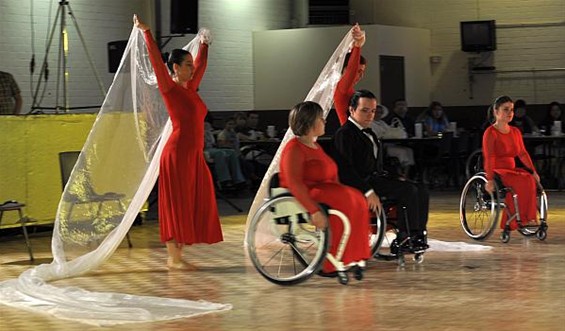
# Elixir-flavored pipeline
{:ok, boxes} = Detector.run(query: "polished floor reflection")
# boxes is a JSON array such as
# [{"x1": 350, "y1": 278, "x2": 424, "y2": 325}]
[{"x1": 1, "y1": 191, "x2": 564, "y2": 330}]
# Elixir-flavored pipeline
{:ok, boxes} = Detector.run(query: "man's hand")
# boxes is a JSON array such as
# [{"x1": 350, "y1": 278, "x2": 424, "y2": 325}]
[{"x1": 367, "y1": 192, "x2": 382, "y2": 215}]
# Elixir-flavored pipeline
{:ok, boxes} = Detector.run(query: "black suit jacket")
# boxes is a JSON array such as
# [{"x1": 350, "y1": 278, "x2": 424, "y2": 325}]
[{"x1": 333, "y1": 120, "x2": 385, "y2": 193}]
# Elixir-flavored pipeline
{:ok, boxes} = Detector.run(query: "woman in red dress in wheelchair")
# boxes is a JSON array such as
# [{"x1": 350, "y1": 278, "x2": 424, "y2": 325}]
[
  {"x1": 279, "y1": 101, "x2": 371, "y2": 273},
  {"x1": 483, "y1": 96, "x2": 541, "y2": 230}
]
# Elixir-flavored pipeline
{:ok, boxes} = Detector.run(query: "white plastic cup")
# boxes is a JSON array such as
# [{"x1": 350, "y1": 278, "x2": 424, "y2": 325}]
[{"x1": 414, "y1": 123, "x2": 423, "y2": 138}]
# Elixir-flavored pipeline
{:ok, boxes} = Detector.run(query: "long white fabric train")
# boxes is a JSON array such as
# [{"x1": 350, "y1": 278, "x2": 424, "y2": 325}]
[{"x1": 0, "y1": 27, "x2": 231, "y2": 326}]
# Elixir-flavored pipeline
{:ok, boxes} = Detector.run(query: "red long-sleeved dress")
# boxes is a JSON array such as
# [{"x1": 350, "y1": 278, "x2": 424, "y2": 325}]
[
  {"x1": 333, "y1": 46, "x2": 361, "y2": 125},
  {"x1": 280, "y1": 138, "x2": 371, "y2": 272},
  {"x1": 144, "y1": 30, "x2": 223, "y2": 244},
  {"x1": 483, "y1": 126, "x2": 538, "y2": 229}
]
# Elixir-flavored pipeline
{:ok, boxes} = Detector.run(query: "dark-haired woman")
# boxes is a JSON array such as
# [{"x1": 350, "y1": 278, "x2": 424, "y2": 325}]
[
  {"x1": 134, "y1": 15, "x2": 222, "y2": 269},
  {"x1": 279, "y1": 101, "x2": 370, "y2": 274},
  {"x1": 422, "y1": 101, "x2": 449, "y2": 137},
  {"x1": 483, "y1": 96, "x2": 540, "y2": 230}
]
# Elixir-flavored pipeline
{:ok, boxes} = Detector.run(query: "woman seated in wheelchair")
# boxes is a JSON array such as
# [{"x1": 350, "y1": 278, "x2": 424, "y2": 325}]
[
  {"x1": 483, "y1": 95, "x2": 541, "y2": 229},
  {"x1": 279, "y1": 101, "x2": 371, "y2": 275}
]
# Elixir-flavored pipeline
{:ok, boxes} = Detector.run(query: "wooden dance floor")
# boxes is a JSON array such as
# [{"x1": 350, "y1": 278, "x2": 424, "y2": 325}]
[{"x1": 1, "y1": 191, "x2": 564, "y2": 330}]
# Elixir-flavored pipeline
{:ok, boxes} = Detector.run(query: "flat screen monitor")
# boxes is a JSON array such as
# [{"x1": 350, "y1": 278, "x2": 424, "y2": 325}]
[{"x1": 460, "y1": 20, "x2": 496, "y2": 52}]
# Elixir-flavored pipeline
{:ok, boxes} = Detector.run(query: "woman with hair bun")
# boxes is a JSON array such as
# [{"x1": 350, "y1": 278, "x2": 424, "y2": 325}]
[{"x1": 134, "y1": 15, "x2": 223, "y2": 270}]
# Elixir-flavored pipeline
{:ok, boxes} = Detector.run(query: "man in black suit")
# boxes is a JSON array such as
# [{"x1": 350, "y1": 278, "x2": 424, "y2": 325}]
[{"x1": 333, "y1": 89, "x2": 429, "y2": 253}]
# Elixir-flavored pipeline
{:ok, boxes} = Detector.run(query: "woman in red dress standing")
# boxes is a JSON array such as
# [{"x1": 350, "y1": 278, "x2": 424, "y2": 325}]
[
  {"x1": 483, "y1": 96, "x2": 540, "y2": 230},
  {"x1": 135, "y1": 15, "x2": 222, "y2": 269},
  {"x1": 279, "y1": 101, "x2": 371, "y2": 274}
]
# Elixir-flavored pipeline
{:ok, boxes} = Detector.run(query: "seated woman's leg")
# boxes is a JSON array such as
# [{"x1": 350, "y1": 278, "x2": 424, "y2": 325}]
[
  {"x1": 497, "y1": 169, "x2": 537, "y2": 229},
  {"x1": 223, "y1": 149, "x2": 246, "y2": 184},
  {"x1": 207, "y1": 149, "x2": 232, "y2": 184},
  {"x1": 310, "y1": 183, "x2": 371, "y2": 273}
]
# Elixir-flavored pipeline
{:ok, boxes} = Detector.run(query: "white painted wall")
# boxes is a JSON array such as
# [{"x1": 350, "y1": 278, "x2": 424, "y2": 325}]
[
  {"x1": 0, "y1": 0, "x2": 294, "y2": 114},
  {"x1": 139, "y1": 0, "x2": 294, "y2": 111},
  {"x1": 369, "y1": 0, "x2": 565, "y2": 105},
  {"x1": 0, "y1": 0, "x2": 152, "y2": 114},
  {"x1": 253, "y1": 24, "x2": 431, "y2": 109}
]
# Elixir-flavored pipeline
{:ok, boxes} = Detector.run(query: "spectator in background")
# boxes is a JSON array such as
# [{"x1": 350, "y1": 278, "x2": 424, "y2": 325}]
[
  {"x1": 246, "y1": 111, "x2": 265, "y2": 139},
  {"x1": 233, "y1": 112, "x2": 250, "y2": 140},
  {"x1": 539, "y1": 101, "x2": 563, "y2": 135},
  {"x1": 0, "y1": 71, "x2": 22, "y2": 115},
  {"x1": 384, "y1": 99, "x2": 415, "y2": 137},
  {"x1": 371, "y1": 105, "x2": 415, "y2": 179},
  {"x1": 217, "y1": 117, "x2": 241, "y2": 151},
  {"x1": 421, "y1": 101, "x2": 449, "y2": 137},
  {"x1": 204, "y1": 120, "x2": 246, "y2": 190},
  {"x1": 510, "y1": 99, "x2": 539, "y2": 134}
]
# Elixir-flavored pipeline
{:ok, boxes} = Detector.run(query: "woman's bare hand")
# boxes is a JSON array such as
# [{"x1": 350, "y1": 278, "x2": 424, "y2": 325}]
[
  {"x1": 311, "y1": 211, "x2": 328, "y2": 229},
  {"x1": 133, "y1": 14, "x2": 150, "y2": 32},
  {"x1": 351, "y1": 23, "x2": 366, "y2": 47}
]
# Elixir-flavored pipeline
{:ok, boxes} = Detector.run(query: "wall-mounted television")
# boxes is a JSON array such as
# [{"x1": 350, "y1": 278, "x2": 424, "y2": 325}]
[{"x1": 460, "y1": 20, "x2": 497, "y2": 52}]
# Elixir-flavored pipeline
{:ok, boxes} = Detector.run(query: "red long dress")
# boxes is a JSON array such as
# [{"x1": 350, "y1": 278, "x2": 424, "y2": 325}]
[
  {"x1": 483, "y1": 126, "x2": 537, "y2": 230},
  {"x1": 144, "y1": 30, "x2": 223, "y2": 244},
  {"x1": 280, "y1": 138, "x2": 371, "y2": 272},
  {"x1": 333, "y1": 46, "x2": 361, "y2": 125}
]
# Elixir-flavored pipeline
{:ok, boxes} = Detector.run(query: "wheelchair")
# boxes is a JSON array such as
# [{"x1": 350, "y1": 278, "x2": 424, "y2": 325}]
[
  {"x1": 246, "y1": 174, "x2": 386, "y2": 285},
  {"x1": 372, "y1": 200, "x2": 426, "y2": 266},
  {"x1": 459, "y1": 170, "x2": 548, "y2": 243}
]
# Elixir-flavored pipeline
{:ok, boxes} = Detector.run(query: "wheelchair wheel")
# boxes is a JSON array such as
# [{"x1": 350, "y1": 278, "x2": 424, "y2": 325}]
[
  {"x1": 374, "y1": 206, "x2": 399, "y2": 261},
  {"x1": 465, "y1": 149, "x2": 483, "y2": 179},
  {"x1": 369, "y1": 210, "x2": 386, "y2": 257},
  {"x1": 518, "y1": 189, "x2": 548, "y2": 238},
  {"x1": 246, "y1": 194, "x2": 329, "y2": 285},
  {"x1": 460, "y1": 173, "x2": 500, "y2": 240}
]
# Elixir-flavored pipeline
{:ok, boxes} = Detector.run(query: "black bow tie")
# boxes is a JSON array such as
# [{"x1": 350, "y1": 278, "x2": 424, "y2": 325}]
[{"x1": 362, "y1": 128, "x2": 373, "y2": 134}]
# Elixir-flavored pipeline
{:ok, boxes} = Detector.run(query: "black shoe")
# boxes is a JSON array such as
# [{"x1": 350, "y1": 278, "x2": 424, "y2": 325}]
[{"x1": 411, "y1": 232, "x2": 429, "y2": 252}]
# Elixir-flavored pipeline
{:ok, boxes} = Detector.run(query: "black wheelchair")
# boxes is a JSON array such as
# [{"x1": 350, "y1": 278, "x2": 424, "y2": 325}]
[
  {"x1": 372, "y1": 200, "x2": 426, "y2": 266},
  {"x1": 459, "y1": 151, "x2": 549, "y2": 243},
  {"x1": 246, "y1": 174, "x2": 386, "y2": 285}
]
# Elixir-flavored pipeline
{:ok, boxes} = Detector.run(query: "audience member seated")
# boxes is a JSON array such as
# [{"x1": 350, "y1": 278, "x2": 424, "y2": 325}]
[
  {"x1": 279, "y1": 101, "x2": 370, "y2": 274},
  {"x1": 217, "y1": 117, "x2": 241, "y2": 151},
  {"x1": 421, "y1": 101, "x2": 450, "y2": 137},
  {"x1": 333, "y1": 89, "x2": 429, "y2": 253},
  {"x1": 219, "y1": 117, "x2": 265, "y2": 188},
  {"x1": 539, "y1": 101, "x2": 564, "y2": 136},
  {"x1": 510, "y1": 99, "x2": 539, "y2": 134},
  {"x1": 384, "y1": 99, "x2": 415, "y2": 137},
  {"x1": 204, "y1": 120, "x2": 246, "y2": 190},
  {"x1": 371, "y1": 105, "x2": 415, "y2": 178},
  {"x1": 233, "y1": 112, "x2": 263, "y2": 141},
  {"x1": 483, "y1": 95, "x2": 540, "y2": 229}
]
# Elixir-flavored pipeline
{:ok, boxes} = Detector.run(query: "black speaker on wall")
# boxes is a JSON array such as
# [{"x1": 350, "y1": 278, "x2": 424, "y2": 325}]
[
  {"x1": 107, "y1": 40, "x2": 128, "y2": 73},
  {"x1": 171, "y1": 0, "x2": 198, "y2": 34}
]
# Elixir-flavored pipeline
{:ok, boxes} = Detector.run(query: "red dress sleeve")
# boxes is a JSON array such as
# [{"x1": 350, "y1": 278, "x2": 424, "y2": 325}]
[
  {"x1": 482, "y1": 127, "x2": 496, "y2": 181},
  {"x1": 514, "y1": 128, "x2": 536, "y2": 173},
  {"x1": 143, "y1": 30, "x2": 175, "y2": 94},
  {"x1": 334, "y1": 46, "x2": 360, "y2": 125},
  {"x1": 280, "y1": 142, "x2": 320, "y2": 214},
  {"x1": 189, "y1": 43, "x2": 208, "y2": 90}
]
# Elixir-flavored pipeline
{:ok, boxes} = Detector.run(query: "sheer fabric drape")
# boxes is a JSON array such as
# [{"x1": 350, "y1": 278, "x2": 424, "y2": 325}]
[{"x1": 0, "y1": 28, "x2": 231, "y2": 326}]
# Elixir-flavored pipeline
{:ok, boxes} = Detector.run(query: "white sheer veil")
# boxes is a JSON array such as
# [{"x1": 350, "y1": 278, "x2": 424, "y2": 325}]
[
  {"x1": 244, "y1": 30, "x2": 354, "y2": 235},
  {"x1": 0, "y1": 27, "x2": 231, "y2": 326}
]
